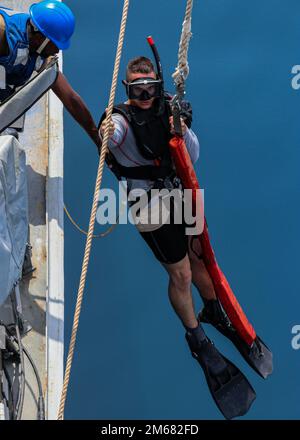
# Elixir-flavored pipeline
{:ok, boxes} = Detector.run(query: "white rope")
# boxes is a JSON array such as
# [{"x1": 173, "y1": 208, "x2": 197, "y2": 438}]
[
  {"x1": 172, "y1": 0, "x2": 194, "y2": 87},
  {"x1": 57, "y1": 0, "x2": 130, "y2": 420}
]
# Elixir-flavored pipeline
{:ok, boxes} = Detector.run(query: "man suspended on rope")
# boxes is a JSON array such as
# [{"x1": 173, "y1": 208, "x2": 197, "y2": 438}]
[
  {"x1": 99, "y1": 52, "x2": 261, "y2": 419},
  {"x1": 99, "y1": 56, "x2": 205, "y2": 307},
  {"x1": 0, "y1": 1, "x2": 100, "y2": 147}
]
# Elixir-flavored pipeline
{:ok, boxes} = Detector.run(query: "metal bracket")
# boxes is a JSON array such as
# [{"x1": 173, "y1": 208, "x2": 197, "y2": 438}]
[
  {"x1": 22, "y1": 242, "x2": 36, "y2": 279},
  {"x1": 171, "y1": 75, "x2": 186, "y2": 136},
  {"x1": 170, "y1": 94, "x2": 183, "y2": 136}
]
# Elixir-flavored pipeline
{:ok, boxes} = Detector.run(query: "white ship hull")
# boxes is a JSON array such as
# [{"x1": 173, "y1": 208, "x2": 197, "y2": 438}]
[{"x1": 0, "y1": 0, "x2": 64, "y2": 420}]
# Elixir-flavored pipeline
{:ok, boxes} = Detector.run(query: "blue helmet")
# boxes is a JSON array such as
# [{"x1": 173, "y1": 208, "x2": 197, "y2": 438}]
[{"x1": 29, "y1": 1, "x2": 75, "y2": 50}]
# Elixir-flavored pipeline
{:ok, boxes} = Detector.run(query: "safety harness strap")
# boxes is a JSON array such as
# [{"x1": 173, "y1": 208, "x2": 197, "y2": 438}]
[
  {"x1": 99, "y1": 102, "x2": 174, "y2": 181},
  {"x1": 113, "y1": 162, "x2": 173, "y2": 180}
]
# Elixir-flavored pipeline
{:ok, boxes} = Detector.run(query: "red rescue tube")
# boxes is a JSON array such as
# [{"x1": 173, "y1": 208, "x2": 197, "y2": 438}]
[{"x1": 169, "y1": 135, "x2": 256, "y2": 346}]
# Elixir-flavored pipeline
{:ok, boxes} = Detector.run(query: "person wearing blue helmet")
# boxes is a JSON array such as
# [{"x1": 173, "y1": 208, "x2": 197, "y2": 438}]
[{"x1": 0, "y1": 1, "x2": 101, "y2": 147}]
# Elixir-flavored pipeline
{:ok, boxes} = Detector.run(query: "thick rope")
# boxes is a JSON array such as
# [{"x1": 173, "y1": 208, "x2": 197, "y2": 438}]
[
  {"x1": 172, "y1": 0, "x2": 194, "y2": 87},
  {"x1": 57, "y1": 0, "x2": 130, "y2": 420}
]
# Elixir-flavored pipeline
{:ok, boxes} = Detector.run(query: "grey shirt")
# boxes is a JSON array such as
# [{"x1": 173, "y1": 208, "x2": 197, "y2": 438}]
[{"x1": 107, "y1": 111, "x2": 200, "y2": 192}]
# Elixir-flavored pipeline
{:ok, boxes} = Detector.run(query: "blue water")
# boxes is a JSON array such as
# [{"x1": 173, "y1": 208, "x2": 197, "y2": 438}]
[{"x1": 63, "y1": 0, "x2": 300, "y2": 419}]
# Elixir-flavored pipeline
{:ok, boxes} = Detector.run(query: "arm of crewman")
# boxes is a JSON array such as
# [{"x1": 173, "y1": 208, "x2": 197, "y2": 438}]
[{"x1": 52, "y1": 72, "x2": 101, "y2": 149}]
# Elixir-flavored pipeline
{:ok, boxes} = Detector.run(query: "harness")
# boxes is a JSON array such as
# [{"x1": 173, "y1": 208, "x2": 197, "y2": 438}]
[{"x1": 99, "y1": 95, "x2": 192, "y2": 183}]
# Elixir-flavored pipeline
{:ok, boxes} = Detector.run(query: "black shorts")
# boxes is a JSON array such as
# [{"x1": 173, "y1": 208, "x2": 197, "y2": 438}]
[{"x1": 138, "y1": 199, "x2": 189, "y2": 265}]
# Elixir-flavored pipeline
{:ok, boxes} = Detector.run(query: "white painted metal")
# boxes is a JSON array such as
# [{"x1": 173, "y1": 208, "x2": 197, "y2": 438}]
[{"x1": 46, "y1": 51, "x2": 64, "y2": 420}]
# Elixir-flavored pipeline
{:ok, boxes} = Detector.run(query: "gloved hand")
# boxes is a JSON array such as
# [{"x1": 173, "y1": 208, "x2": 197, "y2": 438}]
[{"x1": 169, "y1": 116, "x2": 187, "y2": 135}]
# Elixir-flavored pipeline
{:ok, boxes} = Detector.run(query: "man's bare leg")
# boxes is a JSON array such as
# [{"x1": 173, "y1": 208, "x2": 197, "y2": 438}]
[
  {"x1": 188, "y1": 236, "x2": 217, "y2": 301},
  {"x1": 162, "y1": 254, "x2": 198, "y2": 329}
]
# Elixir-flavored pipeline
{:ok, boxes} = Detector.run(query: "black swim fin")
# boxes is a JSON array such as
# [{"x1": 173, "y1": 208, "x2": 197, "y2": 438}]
[
  {"x1": 186, "y1": 329, "x2": 256, "y2": 420},
  {"x1": 199, "y1": 300, "x2": 273, "y2": 379}
]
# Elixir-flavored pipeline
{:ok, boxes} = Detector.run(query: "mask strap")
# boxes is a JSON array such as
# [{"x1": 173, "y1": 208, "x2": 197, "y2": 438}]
[{"x1": 36, "y1": 38, "x2": 50, "y2": 55}]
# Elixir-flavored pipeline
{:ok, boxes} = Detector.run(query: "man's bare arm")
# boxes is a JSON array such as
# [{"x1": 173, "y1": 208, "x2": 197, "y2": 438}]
[{"x1": 52, "y1": 72, "x2": 101, "y2": 149}]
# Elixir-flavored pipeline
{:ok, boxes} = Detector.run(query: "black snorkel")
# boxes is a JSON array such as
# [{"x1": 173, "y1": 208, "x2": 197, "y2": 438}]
[{"x1": 147, "y1": 36, "x2": 165, "y2": 115}]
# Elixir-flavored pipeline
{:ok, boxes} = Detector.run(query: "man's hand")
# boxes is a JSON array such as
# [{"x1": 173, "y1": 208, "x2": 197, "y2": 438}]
[
  {"x1": 169, "y1": 116, "x2": 187, "y2": 135},
  {"x1": 90, "y1": 128, "x2": 102, "y2": 155},
  {"x1": 100, "y1": 109, "x2": 115, "y2": 139}
]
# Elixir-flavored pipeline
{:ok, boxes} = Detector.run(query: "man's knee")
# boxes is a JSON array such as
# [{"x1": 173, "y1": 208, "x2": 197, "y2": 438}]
[{"x1": 169, "y1": 267, "x2": 192, "y2": 291}]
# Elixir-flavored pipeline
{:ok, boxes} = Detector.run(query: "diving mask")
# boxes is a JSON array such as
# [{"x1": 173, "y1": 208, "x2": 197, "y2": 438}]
[{"x1": 122, "y1": 77, "x2": 163, "y2": 101}]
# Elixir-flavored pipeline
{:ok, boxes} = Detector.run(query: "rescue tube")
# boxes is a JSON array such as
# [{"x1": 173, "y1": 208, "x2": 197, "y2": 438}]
[{"x1": 169, "y1": 135, "x2": 256, "y2": 346}]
